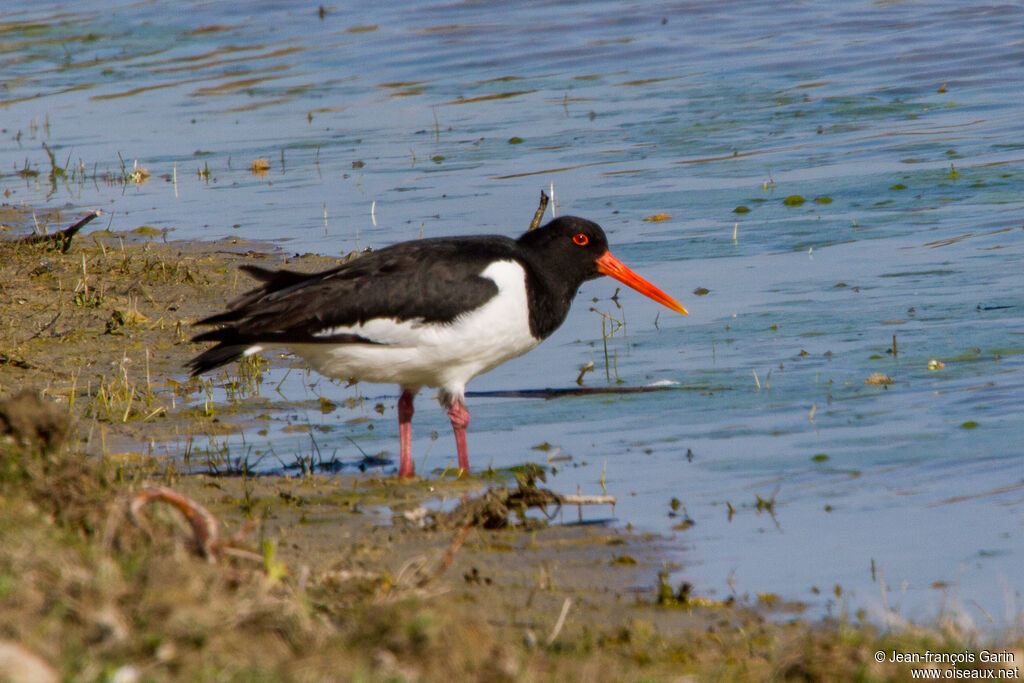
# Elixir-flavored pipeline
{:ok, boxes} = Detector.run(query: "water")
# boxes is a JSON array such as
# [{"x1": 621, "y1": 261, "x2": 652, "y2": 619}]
[{"x1": 3, "y1": 0, "x2": 1022, "y2": 629}]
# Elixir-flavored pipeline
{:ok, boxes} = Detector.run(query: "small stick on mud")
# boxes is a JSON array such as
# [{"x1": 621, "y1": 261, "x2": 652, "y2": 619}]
[
  {"x1": 15, "y1": 210, "x2": 101, "y2": 253},
  {"x1": 528, "y1": 190, "x2": 550, "y2": 231},
  {"x1": 130, "y1": 486, "x2": 219, "y2": 562},
  {"x1": 559, "y1": 493, "x2": 616, "y2": 505},
  {"x1": 129, "y1": 486, "x2": 259, "y2": 564},
  {"x1": 546, "y1": 597, "x2": 572, "y2": 645},
  {"x1": 433, "y1": 523, "x2": 474, "y2": 580}
]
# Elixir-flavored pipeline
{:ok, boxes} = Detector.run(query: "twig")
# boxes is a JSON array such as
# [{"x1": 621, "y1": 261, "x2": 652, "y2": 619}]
[
  {"x1": 129, "y1": 486, "x2": 259, "y2": 564},
  {"x1": 528, "y1": 190, "x2": 549, "y2": 231},
  {"x1": 559, "y1": 494, "x2": 616, "y2": 505},
  {"x1": 15, "y1": 210, "x2": 102, "y2": 253},
  {"x1": 433, "y1": 523, "x2": 473, "y2": 580},
  {"x1": 218, "y1": 545, "x2": 264, "y2": 563},
  {"x1": 546, "y1": 597, "x2": 572, "y2": 645},
  {"x1": 130, "y1": 486, "x2": 219, "y2": 562},
  {"x1": 395, "y1": 556, "x2": 430, "y2": 588}
]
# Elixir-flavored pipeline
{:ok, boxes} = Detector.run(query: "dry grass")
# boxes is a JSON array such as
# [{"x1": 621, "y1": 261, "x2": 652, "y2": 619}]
[{"x1": 0, "y1": 208, "x2": 337, "y2": 450}]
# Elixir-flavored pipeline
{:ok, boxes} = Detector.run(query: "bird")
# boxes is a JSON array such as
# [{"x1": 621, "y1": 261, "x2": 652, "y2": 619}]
[{"x1": 188, "y1": 216, "x2": 687, "y2": 477}]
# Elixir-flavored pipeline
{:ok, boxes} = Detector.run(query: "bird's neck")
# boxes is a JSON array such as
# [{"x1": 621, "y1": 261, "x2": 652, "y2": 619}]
[{"x1": 520, "y1": 258, "x2": 582, "y2": 341}]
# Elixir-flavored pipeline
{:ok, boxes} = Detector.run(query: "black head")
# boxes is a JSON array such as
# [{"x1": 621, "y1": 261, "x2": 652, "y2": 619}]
[
  {"x1": 517, "y1": 216, "x2": 611, "y2": 285},
  {"x1": 517, "y1": 215, "x2": 688, "y2": 321}
]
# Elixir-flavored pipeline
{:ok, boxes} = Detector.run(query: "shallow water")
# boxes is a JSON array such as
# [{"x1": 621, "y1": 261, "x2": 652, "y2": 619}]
[{"x1": 3, "y1": 1, "x2": 1023, "y2": 629}]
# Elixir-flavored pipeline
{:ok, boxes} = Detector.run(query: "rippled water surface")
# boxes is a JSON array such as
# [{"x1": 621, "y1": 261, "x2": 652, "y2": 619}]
[{"x1": 4, "y1": 1, "x2": 1023, "y2": 628}]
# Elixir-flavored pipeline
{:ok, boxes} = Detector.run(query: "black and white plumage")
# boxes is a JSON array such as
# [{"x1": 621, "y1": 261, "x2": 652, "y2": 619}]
[{"x1": 189, "y1": 216, "x2": 687, "y2": 477}]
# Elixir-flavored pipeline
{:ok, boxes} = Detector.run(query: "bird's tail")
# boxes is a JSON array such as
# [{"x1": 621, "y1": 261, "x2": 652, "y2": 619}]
[
  {"x1": 187, "y1": 343, "x2": 252, "y2": 377},
  {"x1": 188, "y1": 264, "x2": 314, "y2": 376}
]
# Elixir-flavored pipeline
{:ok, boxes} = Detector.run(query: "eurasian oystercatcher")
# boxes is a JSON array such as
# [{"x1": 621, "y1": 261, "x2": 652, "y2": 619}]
[{"x1": 188, "y1": 216, "x2": 687, "y2": 477}]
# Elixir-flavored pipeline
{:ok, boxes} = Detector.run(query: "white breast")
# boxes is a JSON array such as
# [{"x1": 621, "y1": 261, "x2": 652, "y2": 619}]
[{"x1": 283, "y1": 260, "x2": 540, "y2": 397}]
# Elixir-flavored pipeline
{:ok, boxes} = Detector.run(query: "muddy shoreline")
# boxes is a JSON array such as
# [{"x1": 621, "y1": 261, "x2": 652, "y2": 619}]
[{"x1": 1, "y1": 207, "x2": 1020, "y2": 681}]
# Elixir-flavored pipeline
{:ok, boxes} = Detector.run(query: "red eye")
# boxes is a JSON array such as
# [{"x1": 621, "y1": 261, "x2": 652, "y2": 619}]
[{"x1": 572, "y1": 233, "x2": 589, "y2": 246}]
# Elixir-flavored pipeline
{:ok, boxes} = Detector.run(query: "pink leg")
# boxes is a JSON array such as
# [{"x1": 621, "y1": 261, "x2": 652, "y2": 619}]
[
  {"x1": 397, "y1": 389, "x2": 415, "y2": 477},
  {"x1": 447, "y1": 399, "x2": 471, "y2": 472}
]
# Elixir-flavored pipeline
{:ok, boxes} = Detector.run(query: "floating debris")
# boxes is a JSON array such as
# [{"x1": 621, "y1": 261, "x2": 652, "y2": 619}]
[
  {"x1": 127, "y1": 162, "x2": 150, "y2": 184},
  {"x1": 642, "y1": 212, "x2": 672, "y2": 222},
  {"x1": 250, "y1": 158, "x2": 271, "y2": 174}
]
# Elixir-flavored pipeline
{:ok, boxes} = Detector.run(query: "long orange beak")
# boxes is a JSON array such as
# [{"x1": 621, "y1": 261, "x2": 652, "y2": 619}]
[{"x1": 596, "y1": 251, "x2": 688, "y2": 315}]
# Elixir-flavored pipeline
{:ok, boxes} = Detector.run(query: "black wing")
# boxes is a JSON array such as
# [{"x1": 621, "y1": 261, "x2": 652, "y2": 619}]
[{"x1": 188, "y1": 236, "x2": 514, "y2": 376}]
